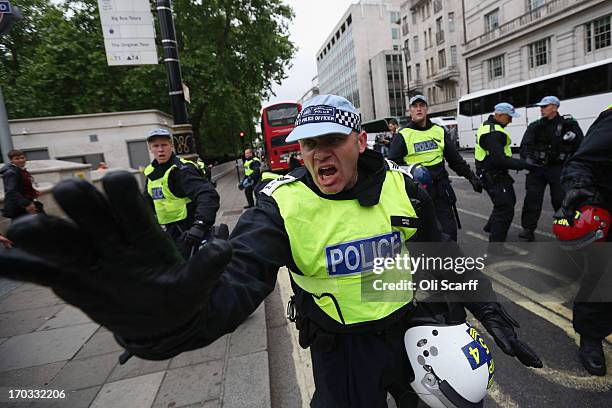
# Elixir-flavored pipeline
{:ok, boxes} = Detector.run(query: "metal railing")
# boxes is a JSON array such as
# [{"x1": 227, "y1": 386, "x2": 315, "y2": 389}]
[{"x1": 464, "y1": 0, "x2": 577, "y2": 52}]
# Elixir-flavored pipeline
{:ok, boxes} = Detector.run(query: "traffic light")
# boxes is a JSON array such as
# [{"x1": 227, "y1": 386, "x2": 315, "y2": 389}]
[{"x1": 239, "y1": 131, "x2": 245, "y2": 138}]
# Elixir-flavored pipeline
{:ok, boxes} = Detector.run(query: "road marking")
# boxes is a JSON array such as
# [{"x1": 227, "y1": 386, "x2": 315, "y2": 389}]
[
  {"x1": 464, "y1": 231, "x2": 529, "y2": 255},
  {"x1": 471, "y1": 315, "x2": 612, "y2": 392},
  {"x1": 458, "y1": 208, "x2": 556, "y2": 238},
  {"x1": 487, "y1": 383, "x2": 520, "y2": 408}
]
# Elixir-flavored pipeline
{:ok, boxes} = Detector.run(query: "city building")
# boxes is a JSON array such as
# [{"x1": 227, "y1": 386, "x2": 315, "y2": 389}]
[
  {"x1": 316, "y1": 0, "x2": 404, "y2": 121},
  {"x1": 8, "y1": 110, "x2": 173, "y2": 170},
  {"x1": 463, "y1": 0, "x2": 612, "y2": 93},
  {"x1": 400, "y1": 0, "x2": 464, "y2": 117},
  {"x1": 298, "y1": 76, "x2": 320, "y2": 105}
]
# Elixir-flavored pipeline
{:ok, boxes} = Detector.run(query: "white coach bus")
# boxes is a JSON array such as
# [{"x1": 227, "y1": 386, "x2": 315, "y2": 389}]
[{"x1": 457, "y1": 58, "x2": 612, "y2": 149}]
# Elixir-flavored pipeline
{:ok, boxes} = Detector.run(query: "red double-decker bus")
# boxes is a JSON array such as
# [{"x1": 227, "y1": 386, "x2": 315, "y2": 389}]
[{"x1": 260, "y1": 102, "x2": 302, "y2": 172}]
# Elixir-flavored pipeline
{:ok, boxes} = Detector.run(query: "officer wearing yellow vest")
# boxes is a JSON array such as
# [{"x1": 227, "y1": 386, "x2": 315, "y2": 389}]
[
  {"x1": 475, "y1": 103, "x2": 539, "y2": 243},
  {"x1": 389, "y1": 95, "x2": 483, "y2": 241},
  {"x1": 242, "y1": 148, "x2": 261, "y2": 208},
  {"x1": 143, "y1": 128, "x2": 220, "y2": 258},
  {"x1": 0, "y1": 95, "x2": 542, "y2": 408}
]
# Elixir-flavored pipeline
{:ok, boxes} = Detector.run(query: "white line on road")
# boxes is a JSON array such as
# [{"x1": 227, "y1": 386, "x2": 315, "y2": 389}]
[
  {"x1": 464, "y1": 231, "x2": 529, "y2": 255},
  {"x1": 458, "y1": 208, "x2": 556, "y2": 238}
]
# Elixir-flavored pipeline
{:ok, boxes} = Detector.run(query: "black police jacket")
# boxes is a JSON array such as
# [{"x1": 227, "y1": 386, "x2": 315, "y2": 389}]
[
  {"x1": 561, "y1": 108, "x2": 612, "y2": 205},
  {"x1": 388, "y1": 119, "x2": 473, "y2": 181},
  {"x1": 134, "y1": 150, "x2": 496, "y2": 356},
  {"x1": 520, "y1": 113, "x2": 584, "y2": 165},
  {"x1": 144, "y1": 154, "x2": 220, "y2": 229}
]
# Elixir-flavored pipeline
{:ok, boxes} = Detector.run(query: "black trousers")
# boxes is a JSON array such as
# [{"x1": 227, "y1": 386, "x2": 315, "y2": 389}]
[
  {"x1": 483, "y1": 173, "x2": 516, "y2": 242},
  {"x1": 244, "y1": 186, "x2": 255, "y2": 207},
  {"x1": 430, "y1": 178, "x2": 458, "y2": 241},
  {"x1": 520, "y1": 164, "x2": 564, "y2": 231},
  {"x1": 309, "y1": 325, "x2": 419, "y2": 408},
  {"x1": 573, "y1": 235, "x2": 612, "y2": 340}
]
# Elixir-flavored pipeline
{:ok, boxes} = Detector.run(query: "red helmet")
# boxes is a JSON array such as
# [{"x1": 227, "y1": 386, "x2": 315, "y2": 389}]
[{"x1": 553, "y1": 205, "x2": 610, "y2": 249}]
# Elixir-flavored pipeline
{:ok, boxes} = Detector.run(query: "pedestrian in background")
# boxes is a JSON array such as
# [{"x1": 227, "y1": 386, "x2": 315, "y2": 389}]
[
  {"x1": 1, "y1": 149, "x2": 45, "y2": 221},
  {"x1": 242, "y1": 148, "x2": 261, "y2": 208}
]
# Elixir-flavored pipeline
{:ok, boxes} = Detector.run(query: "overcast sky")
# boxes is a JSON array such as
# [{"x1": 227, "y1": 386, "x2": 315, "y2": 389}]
[{"x1": 265, "y1": 0, "x2": 357, "y2": 106}]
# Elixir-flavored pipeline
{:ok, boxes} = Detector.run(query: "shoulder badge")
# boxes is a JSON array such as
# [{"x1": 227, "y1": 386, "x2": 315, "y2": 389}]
[{"x1": 261, "y1": 174, "x2": 299, "y2": 196}]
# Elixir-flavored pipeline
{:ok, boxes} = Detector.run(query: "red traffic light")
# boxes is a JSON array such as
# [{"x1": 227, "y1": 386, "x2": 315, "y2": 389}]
[{"x1": 239, "y1": 131, "x2": 245, "y2": 138}]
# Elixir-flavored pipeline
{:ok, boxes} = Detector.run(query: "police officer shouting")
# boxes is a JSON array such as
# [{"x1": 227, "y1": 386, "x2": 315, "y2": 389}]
[
  {"x1": 242, "y1": 148, "x2": 261, "y2": 208},
  {"x1": 143, "y1": 128, "x2": 220, "y2": 258},
  {"x1": 389, "y1": 95, "x2": 482, "y2": 241},
  {"x1": 519, "y1": 96, "x2": 583, "y2": 241},
  {"x1": 0, "y1": 95, "x2": 541, "y2": 408},
  {"x1": 560, "y1": 105, "x2": 612, "y2": 376},
  {"x1": 475, "y1": 103, "x2": 538, "y2": 244}
]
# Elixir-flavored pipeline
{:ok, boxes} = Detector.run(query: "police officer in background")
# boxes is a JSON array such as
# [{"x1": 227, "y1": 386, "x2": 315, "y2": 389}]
[
  {"x1": 389, "y1": 95, "x2": 482, "y2": 241},
  {"x1": 143, "y1": 128, "x2": 220, "y2": 258},
  {"x1": 475, "y1": 103, "x2": 539, "y2": 243},
  {"x1": 242, "y1": 148, "x2": 261, "y2": 208},
  {"x1": 560, "y1": 105, "x2": 612, "y2": 376},
  {"x1": 0, "y1": 95, "x2": 542, "y2": 408},
  {"x1": 519, "y1": 96, "x2": 584, "y2": 241}
]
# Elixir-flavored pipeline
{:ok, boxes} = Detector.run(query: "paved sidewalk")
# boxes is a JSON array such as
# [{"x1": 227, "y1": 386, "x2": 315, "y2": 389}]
[{"x1": 0, "y1": 170, "x2": 271, "y2": 408}]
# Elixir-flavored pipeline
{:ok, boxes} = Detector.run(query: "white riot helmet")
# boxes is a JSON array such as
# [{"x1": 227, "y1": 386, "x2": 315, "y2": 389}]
[{"x1": 404, "y1": 323, "x2": 494, "y2": 408}]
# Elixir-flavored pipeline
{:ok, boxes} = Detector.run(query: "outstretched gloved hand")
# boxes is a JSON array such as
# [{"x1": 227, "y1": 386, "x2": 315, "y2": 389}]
[
  {"x1": 0, "y1": 172, "x2": 233, "y2": 343},
  {"x1": 470, "y1": 302, "x2": 543, "y2": 368}
]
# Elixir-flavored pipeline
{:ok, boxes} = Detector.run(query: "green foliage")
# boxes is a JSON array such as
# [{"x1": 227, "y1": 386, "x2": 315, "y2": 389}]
[{"x1": 0, "y1": 0, "x2": 295, "y2": 158}]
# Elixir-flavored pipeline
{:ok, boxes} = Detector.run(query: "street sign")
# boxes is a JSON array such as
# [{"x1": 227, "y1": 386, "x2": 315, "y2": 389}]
[
  {"x1": 0, "y1": 1, "x2": 12, "y2": 14},
  {"x1": 97, "y1": 0, "x2": 158, "y2": 66}
]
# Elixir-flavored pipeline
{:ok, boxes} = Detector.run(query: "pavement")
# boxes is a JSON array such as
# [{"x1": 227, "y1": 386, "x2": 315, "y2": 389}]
[{"x1": 0, "y1": 169, "x2": 271, "y2": 408}]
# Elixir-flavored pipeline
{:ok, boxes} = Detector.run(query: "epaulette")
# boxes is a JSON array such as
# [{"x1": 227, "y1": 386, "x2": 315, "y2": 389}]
[
  {"x1": 260, "y1": 174, "x2": 299, "y2": 196},
  {"x1": 563, "y1": 114, "x2": 576, "y2": 122},
  {"x1": 385, "y1": 159, "x2": 411, "y2": 178}
]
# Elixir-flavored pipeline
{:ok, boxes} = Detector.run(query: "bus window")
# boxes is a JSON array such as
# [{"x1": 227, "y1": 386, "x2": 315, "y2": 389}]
[
  {"x1": 459, "y1": 100, "x2": 472, "y2": 116},
  {"x1": 483, "y1": 93, "x2": 501, "y2": 113},
  {"x1": 500, "y1": 85, "x2": 527, "y2": 108},
  {"x1": 270, "y1": 136, "x2": 291, "y2": 148},
  {"x1": 565, "y1": 64, "x2": 610, "y2": 99},
  {"x1": 528, "y1": 77, "x2": 564, "y2": 104},
  {"x1": 472, "y1": 97, "x2": 483, "y2": 116},
  {"x1": 266, "y1": 105, "x2": 300, "y2": 127}
]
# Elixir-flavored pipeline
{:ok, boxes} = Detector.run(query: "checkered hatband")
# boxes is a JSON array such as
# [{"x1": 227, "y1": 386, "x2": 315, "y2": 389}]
[{"x1": 294, "y1": 105, "x2": 361, "y2": 132}]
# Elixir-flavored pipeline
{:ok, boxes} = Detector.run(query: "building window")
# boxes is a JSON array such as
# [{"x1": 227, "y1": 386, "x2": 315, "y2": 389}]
[
  {"x1": 528, "y1": 0, "x2": 545, "y2": 10},
  {"x1": 436, "y1": 17, "x2": 444, "y2": 44},
  {"x1": 487, "y1": 55, "x2": 505, "y2": 79},
  {"x1": 426, "y1": 59, "x2": 431, "y2": 77},
  {"x1": 407, "y1": 66, "x2": 412, "y2": 83},
  {"x1": 390, "y1": 11, "x2": 400, "y2": 24},
  {"x1": 430, "y1": 57, "x2": 435, "y2": 74},
  {"x1": 416, "y1": 63, "x2": 421, "y2": 80},
  {"x1": 528, "y1": 38, "x2": 550, "y2": 68},
  {"x1": 404, "y1": 39, "x2": 411, "y2": 61},
  {"x1": 402, "y1": 16, "x2": 409, "y2": 35},
  {"x1": 438, "y1": 49, "x2": 446, "y2": 69},
  {"x1": 392, "y1": 27, "x2": 400, "y2": 40},
  {"x1": 585, "y1": 15, "x2": 611, "y2": 53},
  {"x1": 448, "y1": 12, "x2": 455, "y2": 33},
  {"x1": 411, "y1": 10, "x2": 417, "y2": 24},
  {"x1": 450, "y1": 45, "x2": 457, "y2": 65},
  {"x1": 424, "y1": 30, "x2": 428, "y2": 49},
  {"x1": 446, "y1": 83, "x2": 457, "y2": 101},
  {"x1": 434, "y1": 0, "x2": 443, "y2": 14},
  {"x1": 414, "y1": 35, "x2": 419, "y2": 52},
  {"x1": 485, "y1": 9, "x2": 499, "y2": 33},
  {"x1": 428, "y1": 28, "x2": 432, "y2": 48}
]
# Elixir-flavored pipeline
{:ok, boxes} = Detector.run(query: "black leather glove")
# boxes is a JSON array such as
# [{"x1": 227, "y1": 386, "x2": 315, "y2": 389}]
[
  {"x1": 524, "y1": 157, "x2": 543, "y2": 172},
  {"x1": 562, "y1": 187, "x2": 596, "y2": 222},
  {"x1": 0, "y1": 172, "x2": 232, "y2": 344},
  {"x1": 468, "y1": 173, "x2": 483, "y2": 193},
  {"x1": 183, "y1": 222, "x2": 208, "y2": 247},
  {"x1": 470, "y1": 303, "x2": 543, "y2": 368}
]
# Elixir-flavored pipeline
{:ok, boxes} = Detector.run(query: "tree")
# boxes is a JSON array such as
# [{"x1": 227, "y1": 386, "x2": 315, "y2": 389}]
[{"x1": 0, "y1": 0, "x2": 295, "y2": 158}]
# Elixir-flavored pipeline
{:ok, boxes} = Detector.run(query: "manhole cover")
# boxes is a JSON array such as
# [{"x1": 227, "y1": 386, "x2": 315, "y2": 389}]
[{"x1": 223, "y1": 210, "x2": 244, "y2": 216}]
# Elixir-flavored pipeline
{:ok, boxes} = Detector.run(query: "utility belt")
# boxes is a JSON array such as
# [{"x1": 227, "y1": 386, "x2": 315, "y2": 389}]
[
  {"x1": 530, "y1": 149, "x2": 568, "y2": 166},
  {"x1": 476, "y1": 168, "x2": 509, "y2": 187},
  {"x1": 286, "y1": 290, "x2": 418, "y2": 352}
]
